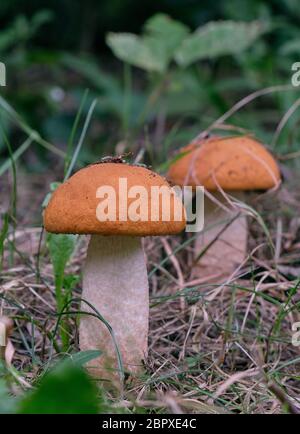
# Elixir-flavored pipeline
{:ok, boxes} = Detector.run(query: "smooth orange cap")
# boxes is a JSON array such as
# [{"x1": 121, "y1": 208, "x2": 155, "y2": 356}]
[
  {"x1": 167, "y1": 136, "x2": 281, "y2": 191},
  {"x1": 44, "y1": 163, "x2": 186, "y2": 236}
]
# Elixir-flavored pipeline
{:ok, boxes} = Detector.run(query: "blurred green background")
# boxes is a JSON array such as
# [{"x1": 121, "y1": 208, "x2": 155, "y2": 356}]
[{"x1": 0, "y1": 0, "x2": 300, "y2": 173}]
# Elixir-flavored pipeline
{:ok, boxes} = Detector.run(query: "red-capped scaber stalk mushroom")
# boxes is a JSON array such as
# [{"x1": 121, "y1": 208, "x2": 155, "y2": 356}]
[
  {"x1": 44, "y1": 162, "x2": 186, "y2": 384},
  {"x1": 167, "y1": 136, "x2": 281, "y2": 281}
]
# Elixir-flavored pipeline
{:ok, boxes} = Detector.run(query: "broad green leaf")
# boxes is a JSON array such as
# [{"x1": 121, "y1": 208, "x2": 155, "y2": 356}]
[
  {"x1": 145, "y1": 13, "x2": 189, "y2": 42},
  {"x1": 107, "y1": 33, "x2": 165, "y2": 72},
  {"x1": 18, "y1": 363, "x2": 101, "y2": 414},
  {"x1": 107, "y1": 14, "x2": 190, "y2": 72},
  {"x1": 175, "y1": 21, "x2": 266, "y2": 66},
  {"x1": 143, "y1": 14, "x2": 189, "y2": 67}
]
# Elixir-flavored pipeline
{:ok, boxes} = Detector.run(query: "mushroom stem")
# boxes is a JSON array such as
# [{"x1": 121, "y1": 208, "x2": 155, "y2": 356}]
[
  {"x1": 79, "y1": 235, "x2": 149, "y2": 383},
  {"x1": 193, "y1": 191, "x2": 247, "y2": 282}
]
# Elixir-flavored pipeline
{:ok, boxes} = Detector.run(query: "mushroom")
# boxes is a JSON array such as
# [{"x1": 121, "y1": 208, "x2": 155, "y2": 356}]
[
  {"x1": 44, "y1": 162, "x2": 185, "y2": 383},
  {"x1": 167, "y1": 136, "x2": 281, "y2": 281}
]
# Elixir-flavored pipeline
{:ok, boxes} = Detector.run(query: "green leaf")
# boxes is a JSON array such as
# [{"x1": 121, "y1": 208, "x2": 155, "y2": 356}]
[
  {"x1": 107, "y1": 33, "x2": 165, "y2": 72},
  {"x1": 18, "y1": 363, "x2": 101, "y2": 414},
  {"x1": 47, "y1": 233, "x2": 77, "y2": 312},
  {"x1": 107, "y1": 14, "x2": 190, "y2": 72},
  {"x1": 175, "y1": 21, "x2": 266, "y2": 67},
  {"x1": 62, "y1": 273, "x2": 80, "y2": 291},
  {"x1": 47, "y1": 233, "x2": 77, "y2": 284},
  {"x1": 143, "y1": 13, "x2": 189, "y2": 67}
]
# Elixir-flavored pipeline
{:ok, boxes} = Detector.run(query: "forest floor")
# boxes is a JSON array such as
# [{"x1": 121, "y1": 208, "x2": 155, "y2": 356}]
[{"x1": 1, "y1": 162, "x2": 300, "y2": 414}]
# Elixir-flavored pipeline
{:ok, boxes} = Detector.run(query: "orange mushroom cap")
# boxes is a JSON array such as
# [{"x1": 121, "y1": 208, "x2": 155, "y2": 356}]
[
  {"x1": 44, "y1": 163, "x2": 186, "y2": 236},
  {"x1": 167, "y1": 136, "x2": 281, "y2": 191}
]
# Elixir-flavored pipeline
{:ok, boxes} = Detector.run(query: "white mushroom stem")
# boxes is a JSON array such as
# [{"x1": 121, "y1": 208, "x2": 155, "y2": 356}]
[
  {"x1": 79, "y1": 235, "x2": 149, "y2": 384},
  {"x1": 193, "y1": 191, "x2": 248, "y2": 282}
]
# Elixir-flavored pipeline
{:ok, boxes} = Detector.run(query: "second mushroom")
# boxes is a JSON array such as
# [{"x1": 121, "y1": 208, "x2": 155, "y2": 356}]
[{"x1": 167, "y1": 136, "x2": 281, "y2": 282}]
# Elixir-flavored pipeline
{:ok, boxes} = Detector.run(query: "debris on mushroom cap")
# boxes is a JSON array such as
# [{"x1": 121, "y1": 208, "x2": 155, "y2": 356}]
[
  {"x1": 167, "y1": 136, "x2": 281, "y2": 191},
  {"x1": 44, "y1": 162, "x2": 186, "y2": 236}
]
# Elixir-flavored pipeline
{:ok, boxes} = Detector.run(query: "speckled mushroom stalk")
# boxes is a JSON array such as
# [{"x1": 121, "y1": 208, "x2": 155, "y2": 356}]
[
  {"x1": 196, "y1": 190, "x2": 248, "y2": 281},
  {"x1": 44, "y1": 162, "x2": 185, "y2": 385},
  {"x1": 80, "y1": 235, "x2": 149, "y2": 380},
  {"x1": 168, "y1": 136, "x2": 281, "y2": 282}
]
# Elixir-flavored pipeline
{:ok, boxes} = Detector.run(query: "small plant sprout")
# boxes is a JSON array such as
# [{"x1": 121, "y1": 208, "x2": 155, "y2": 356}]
[
  {"x1": 167, "y1": 135, "x2": 281, "y2": 282},
  {"x1": 44, "y1": 161, "x2": 186, "y2": 385}
]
